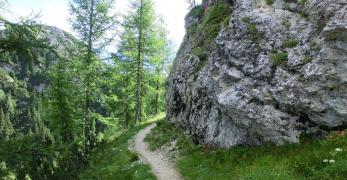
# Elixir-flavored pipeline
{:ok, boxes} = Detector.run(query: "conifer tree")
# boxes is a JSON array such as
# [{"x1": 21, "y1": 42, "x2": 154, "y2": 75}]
[
  {"x1": 120, "y1": 0, "x2": 157, "y2": 123},
  {"x1": 115, "y1": 0, "x2": 171, "y2": 124},
  {"x1": 0, "y1": 107, "x2": 5, "y2": 140},
  {"x1": 69, "y1": 0, "x2": 116, "y2": 152},
  {"x1": 3, "y1": 110, "x2": 13, "y2": 140},
  {"x1": 0, "y1": 107, "x2": 13, "y2": 140},
  {"x1": 47, "y1": 54, "x2": 75, "y2": 143}
]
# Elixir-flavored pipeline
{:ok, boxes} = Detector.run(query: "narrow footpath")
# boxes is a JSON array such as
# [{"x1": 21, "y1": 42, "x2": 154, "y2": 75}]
[{"x1": 133, "y1": 123, "x2": 182, "y2": 180}]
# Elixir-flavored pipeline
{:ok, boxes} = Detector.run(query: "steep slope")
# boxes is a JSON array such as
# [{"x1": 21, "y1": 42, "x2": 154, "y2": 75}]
[
  {"x1": 0, "y1": 23, "x2": 77, "y2": 136},
  {"x1": 167, "y1": 0, "x2": 347, "y2": 147}
]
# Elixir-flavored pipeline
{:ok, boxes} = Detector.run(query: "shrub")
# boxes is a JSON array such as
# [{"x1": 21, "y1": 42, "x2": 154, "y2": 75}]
[
  {"x1": 248, "y1": 23, "x2": 257, "y2": 35},
  {"x1": 300, "y1": 11, "x2": 309, "y2": 19},
  {"x1": 241, "y1": 16, "x2": 260, "y2": 46},
  {"x1": 188, "y1": 23, "x2": 198, "y2": 34},
  {"x1": 242, "y1": 16, "x2": 250, "y2": 24},
  {"x1": 283, "y1": 39, "x2": 299, "y2": 48},
  {"x1": 270, "y1": 51, "x2": 288, "y2": 66},
  {"x1": 265, "y1": 0, "x2": 274, "y2": 5},
  {"x1": 192, "y1": 47, "x2": 208, "y2": 62},
  {"x1": 302, "y1": 55, "x2": 312, "y2": 64},
  {"x1": 186, "y1": 5, "x2": 204, "y2": 18},
  {"x1": 202, "y1": 3, "x2": 232, "y2": 45},
  {"x1": 310, "y1": 41, "x2": 319, "y2": 51}
]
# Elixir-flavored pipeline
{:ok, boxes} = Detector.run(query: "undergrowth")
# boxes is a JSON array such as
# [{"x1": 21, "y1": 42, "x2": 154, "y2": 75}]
[
  {"x1": 270, "y1": 51, "x2": 288, "y2": 66},
  {"x1": 146, "y1": 119, "x2": 347, "y2": 180},
  {"x1": 79, "y1": 123, "x2": 157, "y2": 180}
]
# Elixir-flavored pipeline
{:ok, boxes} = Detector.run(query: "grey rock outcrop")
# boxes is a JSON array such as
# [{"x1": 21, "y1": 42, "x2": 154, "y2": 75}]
[{"x1": 167, "y1": 0, "x2": 347, "y2": 147}]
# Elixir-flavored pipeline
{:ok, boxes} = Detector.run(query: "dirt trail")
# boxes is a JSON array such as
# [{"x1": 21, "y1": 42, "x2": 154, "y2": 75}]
[{"x1": 133, "y1": 123, "x2": 182, "y2": 180}]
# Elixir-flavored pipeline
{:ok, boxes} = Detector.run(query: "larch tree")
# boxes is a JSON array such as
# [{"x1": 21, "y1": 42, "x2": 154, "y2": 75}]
[
  {"x1": 0, "y1": 107, "x2": 13, "y2": 141},
  {"x1": 121, "y1": 0, "x2": 157, "y2": 123},
  {"x1": 69, "y1": 0, "x2": 116, "y2": 152},
  {"x1": 147, "y1": 19, "x2": 170, "y2": 115},
  {"x1": 114, "y1": 0, "x2": 171, "y2": 126},
  {"x1": 46, "y1": 51, "x2": 76, "y2": 144}
]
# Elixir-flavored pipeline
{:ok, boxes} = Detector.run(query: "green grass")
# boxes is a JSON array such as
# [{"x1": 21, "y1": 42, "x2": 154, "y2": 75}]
[
  {"x1": 302, "y1": 55, "x2": 312, "y2": 64},
  {"x1": 186, "y1": 2, "x2": 232, "y2": 75},
  {"x1": 283, "y1": 39, "x2": 299, "y2": 48},
  {"x1": 201, "y1": 3, "x2": 232, "y2": 46},
  {"x1": 78, "y1": 114, "x2": 167, "y2": 180},
  {"x1": 265, "y1": 0, "x2": 274, "y2": 5},
  {"x1": 241, "y1": 16, "x2": 260, "y2": 47},
  {"x1": 146, "y1": 120, "x2": 347, "y2": 180},
  {"x1": 270, "y1": 51, "x2": 288, "y2": 66},
  {"x1": 186, "y1": 5, "x2": 204, "y2": 18}
]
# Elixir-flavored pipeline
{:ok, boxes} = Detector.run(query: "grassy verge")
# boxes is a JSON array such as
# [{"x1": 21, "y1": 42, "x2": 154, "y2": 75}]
[
  {"x1": 145, "y1": 120, "x2": 347, "y2": 179},
  {"x1": 79, "y1": 114, "x2": 166, "y2": 180}
]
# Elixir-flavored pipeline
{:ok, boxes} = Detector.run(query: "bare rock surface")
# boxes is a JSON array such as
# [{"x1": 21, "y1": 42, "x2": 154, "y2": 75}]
[{"x1": 167, "y1": 0, "x2": 347, "y2": 147}]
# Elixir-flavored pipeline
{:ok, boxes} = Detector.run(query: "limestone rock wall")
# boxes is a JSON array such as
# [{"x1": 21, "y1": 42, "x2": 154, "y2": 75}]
[{"x1": 167, "y1": 0, "x2": 347, "y2": 147}]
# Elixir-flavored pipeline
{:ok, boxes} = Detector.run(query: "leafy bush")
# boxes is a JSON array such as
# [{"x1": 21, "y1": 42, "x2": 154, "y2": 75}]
[
  {"x1": 283, "y1": 39, "x2": 299, "y2": 48},
  {"x1": 270, "y1": 51, "x2": 288, "y2": 66}
]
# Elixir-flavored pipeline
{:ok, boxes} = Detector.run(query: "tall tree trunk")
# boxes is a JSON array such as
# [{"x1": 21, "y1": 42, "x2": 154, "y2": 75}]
[
  {"x1": 124, "y1": 76, "x2": 130, "y2": 128},
  {"x1": 84, "y1": 0, "x2": 95, "y2": 152},
  {"x1": 135, "y1": 0, "x2": 144, "y2": 124},
  {"x1": 154, "y1": 69, "x2": 160, "y2": 114}
]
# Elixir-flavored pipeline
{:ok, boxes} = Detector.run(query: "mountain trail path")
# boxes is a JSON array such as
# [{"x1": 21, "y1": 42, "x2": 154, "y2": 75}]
[{"x1": 132, "y1": 123, "x2": 182, "y2": 180}]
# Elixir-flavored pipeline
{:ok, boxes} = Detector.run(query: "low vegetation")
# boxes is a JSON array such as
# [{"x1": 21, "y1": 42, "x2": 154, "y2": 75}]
[
  {"x1": 302, "y1": 55, "x2": 313, "y2": 64},
  {"x1": 265, "y1": 0, "x2": 274, "y2": 6},
  {"x1": 145, "y1": 120, "x2": 196, "y2": 154},
  {"x1": 79, "y1": 114, "x2": 166, "y2": 180},
  {"x1": 283, "y1": 39, "x2": 299, "y2": 48},
  {"x1": 146, "y1": 119, "x2": 347, "y2": 180},
  {"x1": 202, "y1": 3, "x2": 232, "y2": 44},
  {"x1": 242, "y1": 16, "x2": 261, "y2": 47},
  {"x1": 79, "y1": 113, "x2": 165, "y2": 179},
  {"x1": 189, "y1": 2, "x2": 232, "y2": 73},
  {"x1": 270, "y1": 51, "x2": 288, "y2": 66}
]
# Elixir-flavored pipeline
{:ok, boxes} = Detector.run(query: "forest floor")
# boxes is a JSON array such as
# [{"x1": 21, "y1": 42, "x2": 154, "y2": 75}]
[{"x1": 131, "y1": 123, "x2": 182, "y2": 180}]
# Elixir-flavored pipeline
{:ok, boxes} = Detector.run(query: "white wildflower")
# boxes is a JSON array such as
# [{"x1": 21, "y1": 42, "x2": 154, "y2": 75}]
[
  {"x1": 323, "y1": 159, "x2": 329, "y2": 163},
  {"x1": 335, "y1": 148, "x2": 343, "y2": 152},
  {"x1": 329, "y1": 159, "x2": 335, "y2": 164}
]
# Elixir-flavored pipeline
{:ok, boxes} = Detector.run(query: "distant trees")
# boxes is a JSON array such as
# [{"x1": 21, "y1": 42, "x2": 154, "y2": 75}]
[{"x1": 0, "y1": 107, "x2": 13, "y2": 140}]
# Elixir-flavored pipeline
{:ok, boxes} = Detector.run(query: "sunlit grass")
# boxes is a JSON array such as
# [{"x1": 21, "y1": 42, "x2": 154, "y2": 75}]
[
  {"x1": 79, "y1": 114, "x2": 167, "y2": 180},
  {"x1": 139, "y1": 112, "x2": 166, "y2": 125},
  {"x1": 146, "y1": 119, "x2": 347, "y2": 180}
]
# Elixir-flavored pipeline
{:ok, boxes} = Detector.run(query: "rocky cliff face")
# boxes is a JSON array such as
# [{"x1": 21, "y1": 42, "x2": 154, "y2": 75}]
[{"x1": 167, "y1": 0, "x2": 347, "y2": 147}]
